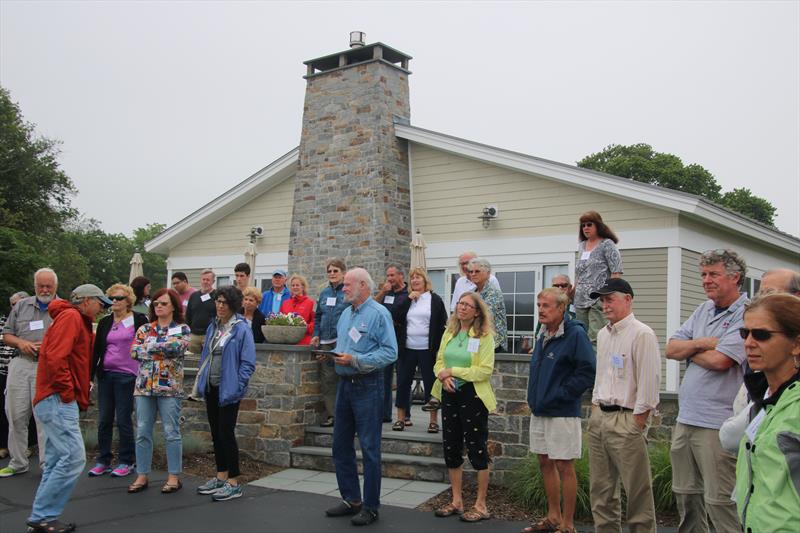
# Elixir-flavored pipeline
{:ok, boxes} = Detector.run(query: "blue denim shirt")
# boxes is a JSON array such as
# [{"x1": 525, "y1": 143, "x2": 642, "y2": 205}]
[
  {"x1": 334, "y1": 298, "x2": 397, "y2": 376},
  {"x1": 313, "y1": 283, "x2": 350, "y2": 342}
]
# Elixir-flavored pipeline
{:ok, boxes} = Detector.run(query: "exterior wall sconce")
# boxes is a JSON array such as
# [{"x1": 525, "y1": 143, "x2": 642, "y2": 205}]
[{"x1": 478, "y1": 205, "x2": 498, "y2": 229}]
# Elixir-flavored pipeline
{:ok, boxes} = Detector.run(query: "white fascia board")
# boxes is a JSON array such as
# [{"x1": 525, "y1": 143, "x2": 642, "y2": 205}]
[
  {"x1": 688, "y1": 203, "x2": 800, "y2": 254},
  {"x1": 146, "y1": 148, "x2": 300, "y2": 254},
  {"x1": 167, "y1": 252, "x2": 288, "y2": 273}
]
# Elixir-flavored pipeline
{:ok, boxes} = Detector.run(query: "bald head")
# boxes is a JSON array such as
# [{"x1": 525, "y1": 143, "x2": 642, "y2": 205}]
[{"x1": 760, "y1": 268, "x2": 800, "y2": 296}]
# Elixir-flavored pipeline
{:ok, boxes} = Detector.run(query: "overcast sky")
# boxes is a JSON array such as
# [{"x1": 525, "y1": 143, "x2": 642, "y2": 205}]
[{"x1": 2, "y1": 1, "x2": 798, "y2": 238}]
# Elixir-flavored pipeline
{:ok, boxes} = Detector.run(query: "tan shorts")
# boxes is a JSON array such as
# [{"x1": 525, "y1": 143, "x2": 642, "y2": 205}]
[{"x1": 529, "y1": 414, "x2": 582, "y2": 460}]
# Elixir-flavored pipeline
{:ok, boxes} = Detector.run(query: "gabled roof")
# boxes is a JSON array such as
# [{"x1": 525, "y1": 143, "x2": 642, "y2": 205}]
[{"x1": 146, "y1": 125, "x2": 800, "y2": 256}]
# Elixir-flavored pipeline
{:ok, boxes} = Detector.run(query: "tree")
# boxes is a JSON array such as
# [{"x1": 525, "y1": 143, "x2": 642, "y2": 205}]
[
  {"x1": 577, "y1": 143, "x2": 777, "y2": 225},
  {"x1": 132, "y1": 223, "x2": 168, "y2": 289}
]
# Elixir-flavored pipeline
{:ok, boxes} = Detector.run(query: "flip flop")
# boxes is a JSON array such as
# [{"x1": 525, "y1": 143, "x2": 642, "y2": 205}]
[
  {"x1": 427, "y1": 422, "x2": 440, "y2": 433},
  {"x1": 392, "y1": 420, "x2": 405, "y2": 431}
]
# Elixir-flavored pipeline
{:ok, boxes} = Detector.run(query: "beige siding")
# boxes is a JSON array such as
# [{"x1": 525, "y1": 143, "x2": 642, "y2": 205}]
[
  {"x1": 170, "y1": 177, "x2": 295, "y2": 257},
  {"x1": 680, "y1": 249, "x2": 705, "y2": 321},
  {"x1": 411, "y1": 144, "x2": 677, "y2": 239}
]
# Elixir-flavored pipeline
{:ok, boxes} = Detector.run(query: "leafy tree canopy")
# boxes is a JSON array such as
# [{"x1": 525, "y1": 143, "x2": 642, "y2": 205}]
[{"x1": 577, "y1": 143, "x2": 777, "y2": 226}]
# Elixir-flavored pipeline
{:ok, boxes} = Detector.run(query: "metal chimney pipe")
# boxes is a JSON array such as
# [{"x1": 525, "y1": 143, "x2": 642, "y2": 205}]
[{"x1": 350, "y1": 31, "x2": 366, "y2": 48}]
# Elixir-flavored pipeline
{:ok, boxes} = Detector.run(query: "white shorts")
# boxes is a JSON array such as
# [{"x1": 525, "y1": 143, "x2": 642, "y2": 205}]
[{"x1": 529, "y1": 414, "x2": 582, "y2": 460}]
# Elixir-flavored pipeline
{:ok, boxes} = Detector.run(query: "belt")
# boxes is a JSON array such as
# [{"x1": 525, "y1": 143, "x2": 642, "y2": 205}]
[
  {"x1": 599, "y1": 404, "x2": 632, "y2": 412},
  {"x1": 342, "y1": 370, "x2": 382, "y2": 383}
]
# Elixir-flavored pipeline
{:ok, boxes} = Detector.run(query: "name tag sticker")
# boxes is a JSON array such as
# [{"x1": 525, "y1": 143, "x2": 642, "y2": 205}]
[
  {"x1": 745, "y1": 408, "x2": 767, "y2": 442},
  {"x1": 611, "y1": 354, "x2": 624, "y2": 369},
  {"x1": 122, "y1": 316, "x2": 135, "y2": 328},
  {"x1": 182, "y1": 300, "x2": 188, "y2": 307},
  {"x1": 580, "y1": 251, "x2": 591, "y2": 261},
  {"x1": 29, "y1": 320, "x2": 44, "y2": 331},
  {"x1": 467, "y1": 338, "x2": 480, "y2": 352},
  {"x1": 348, "y1": 327, "x2": 362, "y2": 343},
  {"x1": 167, "y1": 326, "x2": 183, "y2": 336},
  {"x1": 200, "y1": 293, "x2": 211, "y2": 302},
  {"x1": 383, "y1": 295, "x2": 395, "y2": 305},
  {"x1": 326, "y1": 297, "x2": 337, "y2": 307}
]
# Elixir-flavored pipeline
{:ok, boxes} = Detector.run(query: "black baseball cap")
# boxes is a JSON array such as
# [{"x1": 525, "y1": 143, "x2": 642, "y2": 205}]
[{"x1": 590, "y1": 278, "x2": 634, "y2": 299}]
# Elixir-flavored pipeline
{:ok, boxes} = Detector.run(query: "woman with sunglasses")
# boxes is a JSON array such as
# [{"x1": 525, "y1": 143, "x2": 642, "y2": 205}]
[
  {"x1": 732, "y1": 293, "x2": 800, "y2": 533},
  {"x1": 431, "y1": 292, "x2": 496, "y2": 523},
  {"x1": 127, "y1": 288, "x2": 190, "y2": 494},
  {"x1": 194, "y1": 285, "x2": 256, "y2": 502},
  {"x1": 311, "y1": 258, "x2": 349, "y2": 427},
  {"x1": 574, "y1": 211, "x2": 623, "y2": 347},
  {"x1": 88, "y1": 284, "x2": 148, "y2": 479},
  {"x1": 467, "y1": 257, "x2": 507, "y2": 351}
]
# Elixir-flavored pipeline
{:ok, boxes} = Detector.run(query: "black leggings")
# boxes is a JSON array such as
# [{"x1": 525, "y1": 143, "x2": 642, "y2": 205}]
[
  {"x1": 441, "y1": 382, "x2": 490, "y2": 470},
  {"x1": 395, "y1": 347, "x2": 435, "y2": 412},
  {"x1": 205, "y1": 386, "x2": 241, "y2": 478}
]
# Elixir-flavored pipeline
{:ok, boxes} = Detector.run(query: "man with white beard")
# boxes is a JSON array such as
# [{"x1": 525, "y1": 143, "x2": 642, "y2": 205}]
[{"x1": 0, "y1": 268, "x2": 59, "y2": 477}]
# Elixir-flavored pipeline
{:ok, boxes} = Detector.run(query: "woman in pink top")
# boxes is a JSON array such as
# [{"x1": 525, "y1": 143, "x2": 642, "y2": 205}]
[
  {"x1": 279, "y1": 275, "x2": 315, "y2": 345},
  {"x1": 89, "y1": 284, "x2": 148, "y2": 478}
]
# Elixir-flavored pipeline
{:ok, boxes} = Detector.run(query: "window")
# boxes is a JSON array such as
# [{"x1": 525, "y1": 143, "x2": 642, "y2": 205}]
[
  {"x1": 428, "y1": 270, "x2": 446, "y2": 299},
  {"x1": 216, "y1": 276, "x2": 232, "y2": 288},
  {"x1": 496, "y1": 271, "x2": 537, "y2": 355}
]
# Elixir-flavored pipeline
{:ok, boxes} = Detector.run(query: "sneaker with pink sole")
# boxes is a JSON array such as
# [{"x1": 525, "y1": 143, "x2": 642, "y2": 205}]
[
  {"x1": 110, "y1": 464, "x2": 134, "y2": 477},
  {"x1": 88, "y1": 463, "x2": 111, "y2": 477}
]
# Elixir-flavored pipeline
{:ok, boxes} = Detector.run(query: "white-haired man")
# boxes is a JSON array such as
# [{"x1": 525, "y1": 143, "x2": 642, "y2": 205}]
[
  {"x1": 1, "y1": 268, "x2": 59, "y2": 477},
  {"x1": 759, "y1": 268, "x2": 800, "y2": 296}
]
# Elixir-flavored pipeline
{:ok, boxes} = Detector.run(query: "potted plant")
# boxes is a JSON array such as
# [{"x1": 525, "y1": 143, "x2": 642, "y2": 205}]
[{"x1": 262, "y1": 312, "x2": 307, "y2": 344}]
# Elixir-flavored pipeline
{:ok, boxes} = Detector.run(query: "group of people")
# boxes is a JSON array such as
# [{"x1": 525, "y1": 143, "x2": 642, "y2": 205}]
[{"x1": 0, "y1": 210, "x2": 797, "y2": 533}]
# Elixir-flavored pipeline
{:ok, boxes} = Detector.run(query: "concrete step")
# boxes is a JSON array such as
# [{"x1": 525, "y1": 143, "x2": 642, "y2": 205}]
[
  {"x1": 290, "y1": 445, "x2": 449, "y2": 482},
  {"x1": 304, "y1": 424, "x2": 444, "y2": 458}
]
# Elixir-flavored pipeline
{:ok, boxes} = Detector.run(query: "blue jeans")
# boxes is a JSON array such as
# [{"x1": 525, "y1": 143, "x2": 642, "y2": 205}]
[
  {"x1": 28, "y1": 394, "x2": 86, "y2": 523},
  {"x1": 333, "y1": 371, "x2": 384, "y2": 511},
  {"x1": 134, "y1": 396, "x2": 182, "y2": 475},
  {"x1": 96, "y1": 371, "x2": 136, "y2": 465}
]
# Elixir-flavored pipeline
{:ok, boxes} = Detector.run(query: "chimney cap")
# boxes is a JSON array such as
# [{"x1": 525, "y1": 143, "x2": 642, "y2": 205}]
[
  {"x1": 304, "y1": 42, "x2": 412, "y2": 77},
  {"x1": 350, "y1": 31, "x2": 366, "y2": 48}
]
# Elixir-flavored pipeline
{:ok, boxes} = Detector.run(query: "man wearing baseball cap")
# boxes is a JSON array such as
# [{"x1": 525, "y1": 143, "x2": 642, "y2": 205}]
[
  {"x1": 258, "y1": 268, "x2": 290, "y2": 316},
  {"x1": 587, "y1": 278, "x2": 661, "y2": 533},
  {"x1": 26, "y1": 284, "x2": 110, "y2": 532}
]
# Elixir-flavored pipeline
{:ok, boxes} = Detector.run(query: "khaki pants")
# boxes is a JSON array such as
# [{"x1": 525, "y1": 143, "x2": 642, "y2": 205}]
[
  {"x1": 670, "y1": 422, "x2": 740, "y2": 533},
  {"x1": 188, "y1": 334, "x2": 205, "y2": 356},
  {"x1": 5, "y1": 356, "x2": 46, "y2": 470},
  {"x1": 575, "y1": 301, "x2": 605, "y2": 348},
  {"x1": 588, "y1": 408, "x2": 656, "y2": 533}
]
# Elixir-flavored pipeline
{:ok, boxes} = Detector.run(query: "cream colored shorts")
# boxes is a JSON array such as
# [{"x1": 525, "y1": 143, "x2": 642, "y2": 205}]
[{"x1": 529, "y1": 414, "x2": 582, "y2": 460}]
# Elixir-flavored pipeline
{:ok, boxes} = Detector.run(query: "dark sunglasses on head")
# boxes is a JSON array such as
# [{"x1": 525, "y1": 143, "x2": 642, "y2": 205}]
[
  {"x1": 739, "y1": 327, "x2": 785, "y2": 341},
  {"x1": 581, "y1": 222, "x2": 595, "y2": 228},
  {"x1": 153, "y1": 301, "x2": 171, "y2": 307},
  {"x1": 108, "y1": 295, "x2": 127, "y2": 301}
]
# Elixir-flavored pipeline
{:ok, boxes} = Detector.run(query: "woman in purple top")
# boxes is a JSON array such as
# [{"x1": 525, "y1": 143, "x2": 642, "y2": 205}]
[{"x1": 89, "y1": 284, "x2": 148, "y2": 478}]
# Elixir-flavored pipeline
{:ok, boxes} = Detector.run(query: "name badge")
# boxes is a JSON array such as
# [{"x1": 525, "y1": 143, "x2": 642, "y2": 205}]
[
  {"x1": 122, "y1": 316, "x2": 135, "y2": 328},
  {"x1": 326, "y1": 297, "x2": 337, "y2": 307},
  {"x1": 383, "y1": 295, "x2": 395, "y2": 305},
  {"x1": 348, "y1": 326, "x2": 362, "y2": 343},
  {"x1": 745, "y1": 408, "x2": 766, "y2": 442},
  {"x1": 200, "y1": 293, "x2": 211, "y2": 302},
  {"x1": 167, "y1": 326, "x2": 183, "y2": 336},
  {"x1": 580, "y1": 251, "x2": 591, "y2": 261},
  {"x1": 611, "y1": 354, "x2": 624, "y2": 369},
  {"x1": 467, "y1": 338, "x2": 480, "y2": 352},
  {"x1": 182, "y1": 300, "x2": 189, "y2": 307},
  {"x1": 29, "y1": 320, "x2": 44, "y2": 331}
]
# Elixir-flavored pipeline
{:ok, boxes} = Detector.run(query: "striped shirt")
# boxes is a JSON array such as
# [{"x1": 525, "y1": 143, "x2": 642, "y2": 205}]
[{"x1": 592, "y1": 313, "x2": 661, "y2": 414}]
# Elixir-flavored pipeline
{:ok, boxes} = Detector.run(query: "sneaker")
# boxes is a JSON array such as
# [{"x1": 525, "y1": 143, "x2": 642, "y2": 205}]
[
  {"x1": 196, "y1": 477, "x2": 226, "y2": 495},
  {"x1": 211, "y1": 482, "x2": 243, "y2": 501},
  {"x1": 110, "y1": 464, "x2": 133, "y2": 477},
  {"x1": 88, "y1": 463, "x2": 112, "y2": 477},
  {"x1": 326, "y1": 500, "x2": 362, "y2": 517},
  {"x1": 0, "y1": 466, "x2": 28, "y2": 478},
  {"x1": 351, "y1": 508, "x2": 379, "y2": 526}
]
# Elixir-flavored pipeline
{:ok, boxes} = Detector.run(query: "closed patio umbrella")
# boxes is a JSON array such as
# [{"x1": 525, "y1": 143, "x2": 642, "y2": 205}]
[
  {"x1": 129, "y1": 253, "x2": 144, "y2": 283},
  {"x1": 244, "y1": 243, "x2": 257, "y2": 286},
  {"x1": 409, "y1": 228, "x2": 427, "y2": 271}
]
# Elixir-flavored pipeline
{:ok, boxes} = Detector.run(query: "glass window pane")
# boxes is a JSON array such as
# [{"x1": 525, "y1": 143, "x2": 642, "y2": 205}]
[
  {"x1": 516, "y1": 271, "x2": 535, "y2": 292},
  {"x1": 515, "y1": 293, "x2": 535, "y2": 315},
  {"x1": 515, "y1": 315, "x2": 534, "y2": 331},
  {"x1": 429, "y1": 270, "x2": 445, "y2": 298},
  {"x1": 543, "y1": 264, "x2": 570, "y2": 287},
  {"x1": 504, "y1": 294, "x2": 515, "y2": 315},
  {"x1": 217, "y1": 276, "x2": 232, "y2": 288},
  {"x1": 496, "y1": 272, "x2": 515, "y2": 292}
]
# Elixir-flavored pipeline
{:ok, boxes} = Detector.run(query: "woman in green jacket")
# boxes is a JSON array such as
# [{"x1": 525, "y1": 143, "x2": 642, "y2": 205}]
[
  {"x1": 431, "y1": 291, "x2": 496, "y2": 523},
  {"x1": 735, "y1": 292, "x2": 800, "y2": 532}
]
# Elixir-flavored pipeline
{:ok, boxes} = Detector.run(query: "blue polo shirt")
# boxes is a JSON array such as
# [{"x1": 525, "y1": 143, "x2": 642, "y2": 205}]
[{"x1": 334, "y1": 298, "x2": 397, "y2": 376}]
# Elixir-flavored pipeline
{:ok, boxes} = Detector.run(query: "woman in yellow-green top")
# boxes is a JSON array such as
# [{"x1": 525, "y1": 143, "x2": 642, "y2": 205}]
[{"x1": 431, "y1": 291, "x2": 496, "y2": 523}]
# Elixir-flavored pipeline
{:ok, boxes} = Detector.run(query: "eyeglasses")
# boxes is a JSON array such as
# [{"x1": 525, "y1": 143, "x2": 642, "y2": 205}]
[
  {"x1": 467, "y1": 270, "x2": 483, "y2": 275},
  {"x1": 739, "y1": 327, "x2": 785, "y2": 341},
  {"x1": 552, "y1": 283, "x2": 569, "y2": 289},
  {"x1": 581, "y1": 222, "x2": 595, "y2": 228},
  {"x1": 215, "y1": 299, "x2": 228, "y2": 306},
  {"x1": 327, "y1": 269, "x2": 340, "y2": 273},
  {"x1": 457, "y1": 301, "x2": 476, "y2": 309},
  {"x1": 153, "y1": 300, "x2": 171, "y2": 307},
  {"x1": 108, "y1": 295, "x2": 127, "y2": 301}
]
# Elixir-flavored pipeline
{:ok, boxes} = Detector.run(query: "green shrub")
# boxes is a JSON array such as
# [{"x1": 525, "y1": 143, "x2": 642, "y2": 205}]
[{"x1": 648, "y1": 439, "x2": 675, "y2": 513}]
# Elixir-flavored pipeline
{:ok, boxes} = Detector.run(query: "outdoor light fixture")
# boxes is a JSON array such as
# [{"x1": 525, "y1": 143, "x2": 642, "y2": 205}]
[
  {"x1": 248, "y1": 225, "x2": 264, "y2": 244},
  {"x1": 478, "y1": 205, "x2": 498, "y2": 229},
  {"x1": 350, "y1": 31, "x2": 366, "y2": 48}
]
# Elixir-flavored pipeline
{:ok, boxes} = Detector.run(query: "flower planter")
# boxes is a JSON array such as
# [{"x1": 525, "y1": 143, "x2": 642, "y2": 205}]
[{"x1": 262, "y1": 324, "x2": 306, "y2": 345}]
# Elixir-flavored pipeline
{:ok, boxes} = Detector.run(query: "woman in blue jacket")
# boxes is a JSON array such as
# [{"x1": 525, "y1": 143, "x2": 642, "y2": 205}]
[{"x1": 194, "y1": 286, "x2": 256, "y2": 502}]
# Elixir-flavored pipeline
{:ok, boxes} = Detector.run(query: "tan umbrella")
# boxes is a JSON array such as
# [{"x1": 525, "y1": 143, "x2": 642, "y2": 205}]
[
  {"x1": 409, "y1": 228, "x2": 427, "y2": 271},
  {"x1": 244, "y1": 243, "x2": 257, "y2": 286},
  {"x1": 129, "y1": 253, "x2": 144, "y2": 283}
]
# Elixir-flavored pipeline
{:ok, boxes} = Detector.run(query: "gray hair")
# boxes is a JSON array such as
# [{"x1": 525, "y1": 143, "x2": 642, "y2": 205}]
[
  {"x1": 349, "y1": 267, "x2": 376, "y2": 292},
  {"x1": 200, "y1": 268, "x2": 215, "y2": 279},
  {"x1": 762, "y1": 268, "x2": 800, "y2": 296},
  {"x1": 467, "y1": 257, "x2": 492, "y2": 274},
  {"x1": 699, "y1": 249, "x2": 747, "y2": 288},
  {"x1": 552, "y1": 273, "x2": 572, "y2": 284},
  {"x1": 34, "y1": 267, "x2": 58, "y2": 287},
  {"x1": 9, "y1": 291, "x2": 30, "y2": 305},
  {"x1": 385, "y1": 263, "x2": 405, "y2": 277}
]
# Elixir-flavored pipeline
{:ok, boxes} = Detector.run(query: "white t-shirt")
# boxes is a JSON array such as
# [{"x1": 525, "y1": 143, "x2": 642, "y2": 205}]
[
  {"x1": 450, "y1": 274, "x2": 501, "y2": 311},
  {"x1": 406, "y1": 292, "x2": 432, "y2": 350}
]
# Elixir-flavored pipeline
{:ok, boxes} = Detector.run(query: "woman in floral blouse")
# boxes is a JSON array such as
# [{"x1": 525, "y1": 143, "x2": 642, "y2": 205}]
[
  {"x1": 467, "y1": 258, "x2": 508, "y2": 351},
  {"x1": 127, "y1": 288, "x2": 190, "y2": 495}
]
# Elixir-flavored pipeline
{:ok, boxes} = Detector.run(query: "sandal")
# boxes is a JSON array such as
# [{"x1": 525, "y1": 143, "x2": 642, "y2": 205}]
[
  {"x1": 460, "y1": 507, "x2": 491, "y2": 522},
  {"x1": 557, "y1": 528, "x2": 576, "y2": 533},
  {"x1": 161, "y1": 479, "x2": 183, "y2": 493},
  {"x1": 421, "y1": 399, "x2": 441, "y2": 412},
  {"x1": 521, "y1": 517, "x2": 561, "y2": 532},
  {"x1": 404, "y1": 419, "x2": 413, "y2": 427},
  {"x1": 127, "y1": 480, "x2": 148, "y2": 493},
  {"x1": 427, "y1": 422, "x2": 440, "y2": 433},
  {"x1": 392, "y1": 420, "x2": 405, "y2": 431},
  {"x1": 434, "y1": 503, "x2": 464, "y2": 517},
  {"x1": 26, "y1": 520, "x2": 76, "y2": 533}
]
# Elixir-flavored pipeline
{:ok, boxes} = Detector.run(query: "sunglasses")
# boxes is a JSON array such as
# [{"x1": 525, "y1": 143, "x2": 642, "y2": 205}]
[
  {"x1": 581, "y1": 222, "x2": 595, "y2": 228},
  {"x1": 467, "y1": 270, "x2": 483, "y2": 275},
  {"x1": 552, "y1": 283, "x2": 569, "y2": 289},
  {"x1": 108, "y1": 295, "x2": 127, "y2": 301},
  {"x1": 739, "y1": 327, "x2": 785, "y2": 341},
  {"x1": 153, "y1": 300, "x2": 171, "y2": 307},
  {"x1": 327, "y1": 269, "x2": 340, "y2": 273}
]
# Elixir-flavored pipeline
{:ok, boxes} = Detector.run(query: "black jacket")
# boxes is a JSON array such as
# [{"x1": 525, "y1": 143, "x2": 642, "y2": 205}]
[
  {"x1": 395, "y1": 291, "x2": 448, "y2": 355},
  {"x1": 186, "y1": 290, "x2": 217, "y2": 335},
  {"x1": 91, "y1": 312, "x2": 148, "y2": 379},
  {"x1": 250, "y1": 308, "x2": 266, "y2": 344}
]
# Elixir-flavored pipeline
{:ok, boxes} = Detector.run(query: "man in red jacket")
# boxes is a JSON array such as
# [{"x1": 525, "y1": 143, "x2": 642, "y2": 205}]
[{"x1": 26, "y1": 284, "x2": 110, "y2": 533}]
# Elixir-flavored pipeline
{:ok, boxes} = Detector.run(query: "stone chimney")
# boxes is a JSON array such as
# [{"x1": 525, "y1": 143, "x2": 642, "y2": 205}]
[{"x1": 287, "y1": 36, "x2": 413, "y2": 289}]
